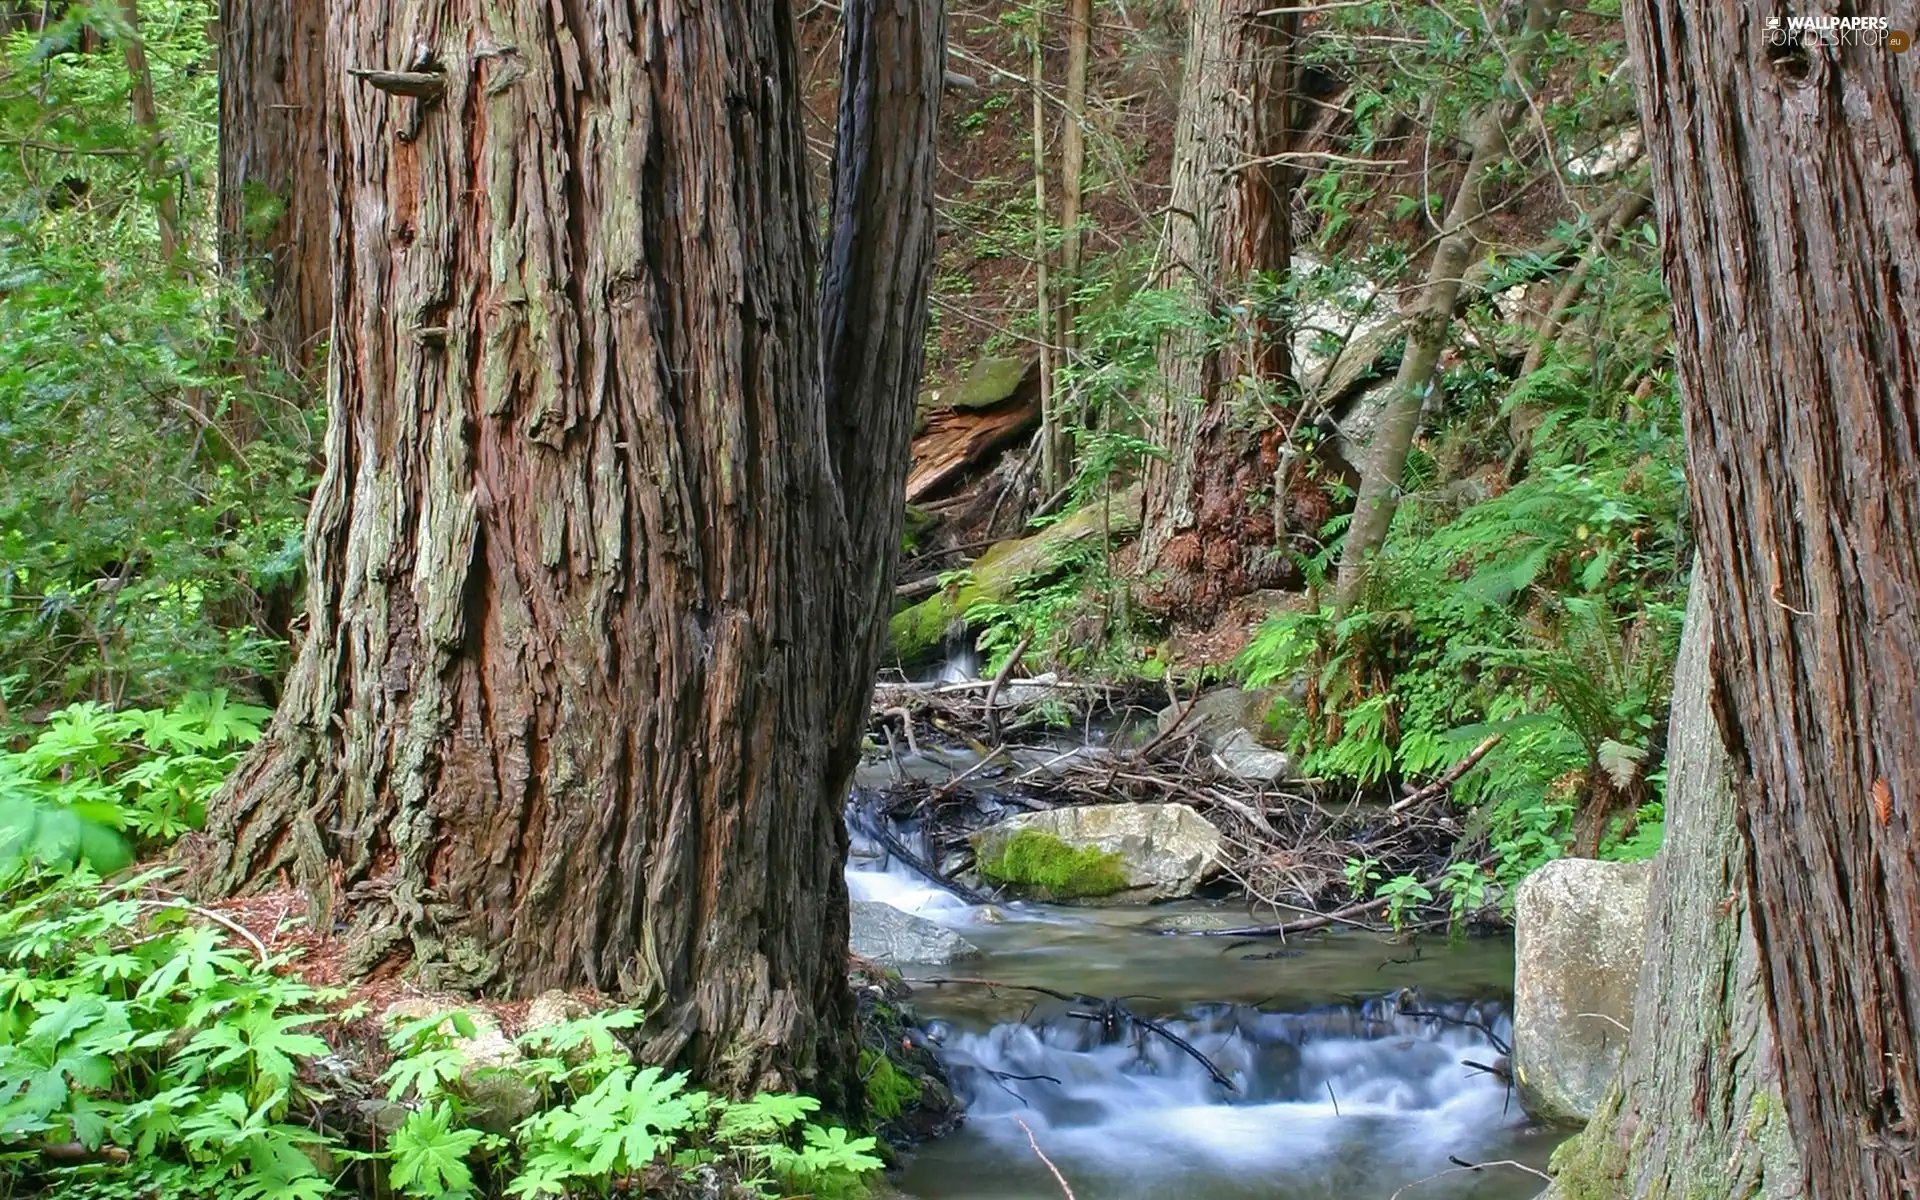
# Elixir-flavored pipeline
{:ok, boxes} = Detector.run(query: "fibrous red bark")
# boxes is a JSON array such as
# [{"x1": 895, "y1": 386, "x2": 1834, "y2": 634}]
[
  {"x1": 217, "y1": 0, "x2": 331, "y2": 372},
  {"x1": 1136, "y1": 0, "x2": 1297, "y2": 620},
  {"x1": 187, "y1": 0, "x2": 943, "y2": 1105},
  {"x1": 1624, "y1": 5, "x2": 1920, "y2": 1195}
]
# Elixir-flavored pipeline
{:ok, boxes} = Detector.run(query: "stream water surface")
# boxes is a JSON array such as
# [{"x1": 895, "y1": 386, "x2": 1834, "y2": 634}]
[{"x1": 848, "y1": 834, "x2": 1561, "y2": 1199}]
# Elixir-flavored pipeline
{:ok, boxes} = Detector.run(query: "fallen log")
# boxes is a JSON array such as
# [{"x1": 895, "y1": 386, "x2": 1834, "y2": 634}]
[
  {"x1": 907, "y1": 357, "x2": 1040, "y2": 503},
  {"x1": 886, "y1": 487, "x2": 1142, "y2": 666}
]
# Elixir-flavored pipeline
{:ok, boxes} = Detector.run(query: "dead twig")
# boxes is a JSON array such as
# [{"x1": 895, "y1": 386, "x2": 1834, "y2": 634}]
[
  {"x1": 1400, "y1": 1004, "x2": 1512, "y2": 1057},
  {"x1": 883, "y1": 706, "x2": 920, "y2": 756},
  {"x1": 1388, "y1": 1157, "x2": 1551, "y2": 1200},
  {"x1": 1133, "y1": 675, "x2": 1201, "y2": 760},
  {"x1": 137, "y1": 898, "x2": 269, "y2": 962},
  {"x1": 984, "y1": 633, "x2": 1033, "y2": 743},
  {"x1": 1013, "y1": 1116, "x2": 1077, "y2": 1199}
]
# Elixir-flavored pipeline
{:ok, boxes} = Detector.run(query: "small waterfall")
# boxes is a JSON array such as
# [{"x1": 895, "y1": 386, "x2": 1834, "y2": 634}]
[
  {"x1": 906, "y1": 995, "x2": 1533, "y2": 1199},
  {"x1": 845, "y1": 799, "x2": 979, "y2": 925}
]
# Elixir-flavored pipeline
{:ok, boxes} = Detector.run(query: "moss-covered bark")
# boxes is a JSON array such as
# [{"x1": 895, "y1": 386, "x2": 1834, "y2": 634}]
[
  {"x1": 886, "y1": 486, "x2": 1140, "y2": 665},
  {"x1": 1541, "y1": 578, "x2": 1801, "y2": 1199}
]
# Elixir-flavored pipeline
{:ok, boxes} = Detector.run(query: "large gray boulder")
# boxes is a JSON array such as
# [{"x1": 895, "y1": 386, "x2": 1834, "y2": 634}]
[
  {"x1": 850, "y1": 901, "x2": 981, "y2": 966},
  {"x1": 970, "y1": 803, "x2": 1223, "y2": 902},
  {"x1": 1155, "y1": 687, "x2": 1296, "y2": 784},
  {"x1": 1513, "y1": 857, "x2": 1652, "y2": 1125}
]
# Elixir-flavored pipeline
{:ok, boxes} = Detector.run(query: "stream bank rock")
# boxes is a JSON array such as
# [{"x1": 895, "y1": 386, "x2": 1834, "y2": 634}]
[
  {"x1": 379, "y1": 992, "x2": 599, "y2": 1132},
  {"x1": 1512, "y1": 857, "x2": 1652, "y2": 1125},
  {"x1": 850, "y1": 901, "x2": 981, "y2": 966},
  {"x1": 1156, "y1": 687, "x2": 1296, "y2": 784},
  {"x1": 971, "y1": 803, "x2": 1223, "y2": 902}
]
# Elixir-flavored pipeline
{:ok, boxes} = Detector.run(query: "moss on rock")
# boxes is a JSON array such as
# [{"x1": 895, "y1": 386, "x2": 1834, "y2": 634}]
[{"x1": 976, "y1": 829, "x2": 1132, "y2": 900}]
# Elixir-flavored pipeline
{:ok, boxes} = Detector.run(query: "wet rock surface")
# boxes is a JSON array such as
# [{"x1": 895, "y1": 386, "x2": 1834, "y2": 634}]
[
  {"x1": 1512, "y1": 856, "x2": 1651, "y2": 1125},
  {"x1": 852, "y1": 899, "x2": 983, "y2": 965}
]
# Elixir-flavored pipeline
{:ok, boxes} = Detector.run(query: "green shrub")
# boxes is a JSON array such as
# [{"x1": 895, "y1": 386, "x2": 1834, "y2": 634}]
[{"x1": 0, "y1": 691, "x2": 269, "y2": 871}]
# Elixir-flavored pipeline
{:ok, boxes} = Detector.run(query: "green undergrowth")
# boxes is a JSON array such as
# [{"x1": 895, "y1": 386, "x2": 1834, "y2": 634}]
[
  {"x1": 0, "y1": 712, "x2": 884, "y2": 1200},
  {"x1": 1, "y1": 0, "x2": 317, "y2": 715},
  {"x1": 976, "y1": 829, "x2": 1131, "y2": 900},
  {"x1": 1234, "y1": 207, "x2": 1687, "y2": 930}
]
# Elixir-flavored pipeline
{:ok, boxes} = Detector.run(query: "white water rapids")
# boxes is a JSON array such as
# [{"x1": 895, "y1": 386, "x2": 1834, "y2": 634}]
[{"x1": 845, "y1": 823, "x2": 1559, "y2": 1199}]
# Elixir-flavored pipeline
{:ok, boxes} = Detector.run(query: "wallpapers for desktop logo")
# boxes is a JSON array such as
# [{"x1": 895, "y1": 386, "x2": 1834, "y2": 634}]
[{"x1": 1765, "y1": 14, "x2": 1912, "y2": 53}]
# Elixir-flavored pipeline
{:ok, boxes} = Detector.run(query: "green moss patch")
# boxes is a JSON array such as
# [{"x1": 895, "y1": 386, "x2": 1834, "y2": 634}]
[
  {"x1": 859, "y1": 1049, "x2": 923, "y2": 1124},
  {"x1": 976, "y1": 829, "x2": 1132, "y2": 900}
]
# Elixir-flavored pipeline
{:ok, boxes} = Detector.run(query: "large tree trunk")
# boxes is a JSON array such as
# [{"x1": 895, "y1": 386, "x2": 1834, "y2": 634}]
[
  {"x1": 1543, "y1": 576, "x2": 1803, "y2": 1198},
  {"x1": 1621, "y1": 6, "x2": 1920, "y2": 1196},
  {"x1": 1330, "y1": 0, "x2": 1561, "y2": 616},
  {"x1": 1134, "y1": 0, "x2": 1294, "y2": 620},
  {"x1": 217, "y1": 0, "x2": 331, "y2": 374},
  {"x1": 183, "y1": 0, "x2": 942, "y2": 1107}
]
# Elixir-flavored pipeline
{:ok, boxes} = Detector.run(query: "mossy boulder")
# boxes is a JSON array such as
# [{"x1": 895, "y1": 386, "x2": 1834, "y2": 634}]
[
  {"x1": 969, "y1": 803, "x2": 1223, "y2": 903},
  {"x1": 919, "y1": 355, "x2": 1034, "y2": 418}
]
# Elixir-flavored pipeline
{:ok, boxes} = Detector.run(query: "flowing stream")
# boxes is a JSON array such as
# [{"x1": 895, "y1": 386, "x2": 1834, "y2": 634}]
[{"x1": 847, "y1": 818, "x2": 1562, "y2": 1199}]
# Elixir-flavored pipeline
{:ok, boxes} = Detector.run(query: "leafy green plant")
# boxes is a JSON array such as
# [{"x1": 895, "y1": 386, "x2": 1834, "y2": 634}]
[
  {"x1": 0, "y1": 0, "x2": 316, "y2": 714},
  {"x1": 0, "y1": 865, "x2": 340, "y2": 1200},
  {"x1": 390, "y1": 1102, "x2": 489, "y2": 1199},
  {"x1": 0, "y1": 691, "x2": 269, "y2": 871},
  {"x1": 1375, "y1": 874, "x2": 1434, "y2": 930}
]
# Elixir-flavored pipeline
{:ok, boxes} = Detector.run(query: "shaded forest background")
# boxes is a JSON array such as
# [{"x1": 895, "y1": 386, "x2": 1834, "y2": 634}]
[{"x1": 4, "y1": 0, "x2": 1681, "y2": 913}]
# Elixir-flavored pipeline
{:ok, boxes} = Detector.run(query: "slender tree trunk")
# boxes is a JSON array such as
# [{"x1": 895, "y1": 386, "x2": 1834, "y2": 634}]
[
  {"x1": 1330, "y1": 0, "x2": 1562, "y2": 616},
  {"x1": 118, "y1": 0, "x2": 182, "y2": 265},
  {"x1": 217, "y1": 0, "x2": 331, "y2": 375},
  {"x1": 1620, "y1": 5, "x2": 1920, "y2": 1196},
  {"x1": 1030, "y1": 22, "x2": 1061, "y2": 495},
  {"x1": 1056, "y1": 0, "x2": 1088, "y2": 305},
  {"x1": 1049, "y1": 0, "x2": 1090, "y2": 491},
  {"x1": 183, "y1": 0, "x2": 943, "y2": 1107},
  {"x1": 1134, "y1": 0, "x2": 1294, "y2": 619},
  {"x1": 1543, "y1": 576, "x2": 1803, "y2": 1198}
]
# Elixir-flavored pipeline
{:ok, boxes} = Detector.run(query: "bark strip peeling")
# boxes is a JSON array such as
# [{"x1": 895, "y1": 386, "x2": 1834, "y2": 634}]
[{"x1": 187, "y1": 0, "x2": 943, "y2": 1103}]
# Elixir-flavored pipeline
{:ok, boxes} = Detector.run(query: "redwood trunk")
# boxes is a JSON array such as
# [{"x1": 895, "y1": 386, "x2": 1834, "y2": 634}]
[
  {"x1": 217, "y1": 0, "x2": 331, "y2": 373},
  {"x1": 1543, "y1": 578, "x2": 1802, "y2": 1198},
  {"x1": 1624, "y1": 5, "x2": 1920, "y2": 1196},
  {"x1": 1135, "y1": 0, "x2": 1295, "y2": 619},
  {"x1": 186, "y1": 0, "x2": 942, "y2": 1105}
]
